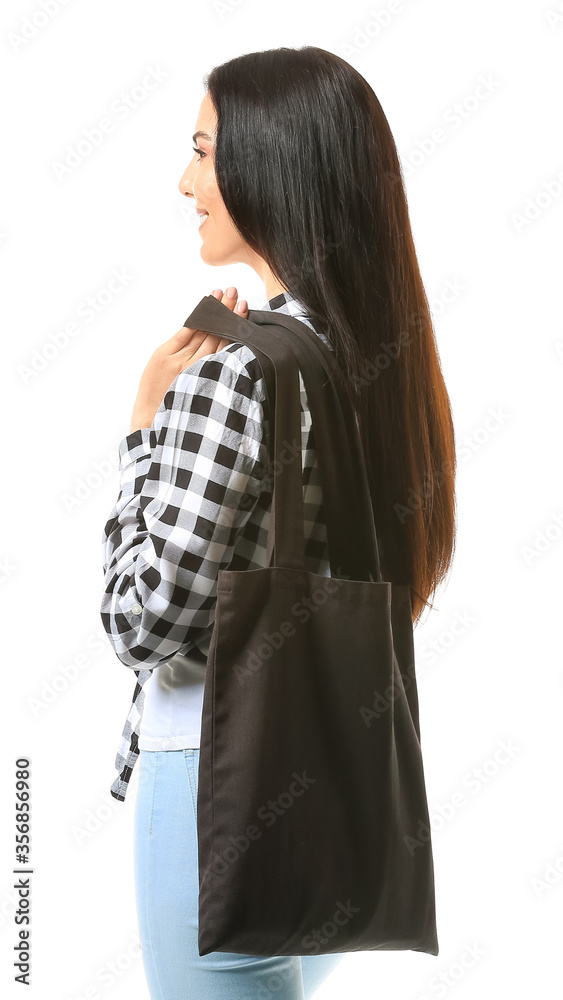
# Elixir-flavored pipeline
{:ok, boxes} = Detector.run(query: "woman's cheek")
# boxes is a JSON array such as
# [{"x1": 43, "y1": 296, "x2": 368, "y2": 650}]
[{"x1": 198, "y1": 166, "x2": 217, "y2": 206}]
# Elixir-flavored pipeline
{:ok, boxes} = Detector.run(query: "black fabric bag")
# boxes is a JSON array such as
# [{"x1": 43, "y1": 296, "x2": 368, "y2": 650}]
[{"x1": 181, "y1": 294, "x2": 439, "y2": 959}]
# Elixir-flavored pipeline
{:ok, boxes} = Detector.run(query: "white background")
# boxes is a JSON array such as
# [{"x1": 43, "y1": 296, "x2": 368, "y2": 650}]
[{"x1": 0, "y1": 0, "x2": 562, "y2": 997}]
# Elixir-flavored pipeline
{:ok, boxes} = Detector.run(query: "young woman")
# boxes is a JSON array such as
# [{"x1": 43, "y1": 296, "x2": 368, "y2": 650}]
[{"x1": 100, "y1": 45, "x2": 456, "y2": 1000}]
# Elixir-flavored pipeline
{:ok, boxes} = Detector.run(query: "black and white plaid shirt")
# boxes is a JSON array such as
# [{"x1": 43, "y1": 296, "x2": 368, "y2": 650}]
[{"x1": 101, "y1": 291, "x2": 333, "y2": 801}]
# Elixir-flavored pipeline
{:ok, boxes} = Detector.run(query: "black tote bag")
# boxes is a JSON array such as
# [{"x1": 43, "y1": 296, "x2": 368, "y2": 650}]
[{"x1": 181, "y1": 294, "x2": 439, "y2": 959}]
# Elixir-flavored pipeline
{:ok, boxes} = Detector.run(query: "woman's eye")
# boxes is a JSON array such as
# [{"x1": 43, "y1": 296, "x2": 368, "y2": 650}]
[{"x1": 192, "y1": 146, "x2": 206, "y2": 161}]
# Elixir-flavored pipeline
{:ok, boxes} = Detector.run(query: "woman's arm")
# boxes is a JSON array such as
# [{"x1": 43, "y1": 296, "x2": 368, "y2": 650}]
[{"x1": 100, "y1": 344, "x2": 268, "y2": 668}]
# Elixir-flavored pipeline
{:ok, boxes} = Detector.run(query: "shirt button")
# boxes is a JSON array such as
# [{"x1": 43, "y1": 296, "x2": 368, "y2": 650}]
[{"x1": 131, "y1": 603, "x2": 142, "y2": 615}]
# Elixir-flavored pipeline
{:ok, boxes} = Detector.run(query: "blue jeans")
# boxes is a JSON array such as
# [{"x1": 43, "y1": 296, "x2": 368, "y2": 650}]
[{"x1": 134, "y1": 748, "x2": 345, "y2": 999}]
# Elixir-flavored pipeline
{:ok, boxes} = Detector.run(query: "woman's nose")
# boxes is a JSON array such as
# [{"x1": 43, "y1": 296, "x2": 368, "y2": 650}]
[{"x1": 178, "y1": 167, "x2": 193, "y2": 197}]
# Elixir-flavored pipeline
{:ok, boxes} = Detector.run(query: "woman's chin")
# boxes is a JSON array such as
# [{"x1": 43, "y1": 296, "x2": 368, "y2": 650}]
[{"x1": 199, "y1": 245, "x2": 227, "y2": 267}]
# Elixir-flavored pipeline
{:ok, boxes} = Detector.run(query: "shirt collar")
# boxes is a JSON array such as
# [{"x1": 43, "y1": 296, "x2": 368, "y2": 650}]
[
  {"x1": 257, "y1": 288, "x2": 333, "y2": 352},
  {"x1": 259, "y1": 290, "x2": 305, "y2": 312},
  {"x1": 264, "y1": 290, "x2": 293, "y2": 310}
]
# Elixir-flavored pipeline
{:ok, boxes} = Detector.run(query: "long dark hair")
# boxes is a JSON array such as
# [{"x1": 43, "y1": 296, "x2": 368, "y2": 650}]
[{"x1": 204, "y1": 46, "x2": 457, "y2": 624}]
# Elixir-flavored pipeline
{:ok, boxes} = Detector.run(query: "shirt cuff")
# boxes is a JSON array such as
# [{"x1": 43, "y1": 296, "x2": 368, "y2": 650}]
[{"x1": 118, "y1": 427, "x2": 153, "y2": 472}]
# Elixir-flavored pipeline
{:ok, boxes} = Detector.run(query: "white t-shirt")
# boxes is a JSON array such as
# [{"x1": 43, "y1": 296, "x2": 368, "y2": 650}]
[{"x1": 137, "y1": 636, "x2": 210, "y2": 750}]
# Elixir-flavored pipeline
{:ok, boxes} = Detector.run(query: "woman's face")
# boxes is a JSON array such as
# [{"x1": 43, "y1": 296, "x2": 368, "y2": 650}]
[{"x1": 178, "y1": 91, "x2": 252, "y2": 269}]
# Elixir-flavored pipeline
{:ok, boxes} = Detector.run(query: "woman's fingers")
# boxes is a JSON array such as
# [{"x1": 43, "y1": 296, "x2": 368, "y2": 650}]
[
  {"x1": 169, "y1": 287, "x2": 248, "y2": 361},
  {"x1": 214, "y1": 287, "x2": 248, "y2": 314},
  {"x1": 207, "y1": 288, "x2": 248, "y2": 353}
]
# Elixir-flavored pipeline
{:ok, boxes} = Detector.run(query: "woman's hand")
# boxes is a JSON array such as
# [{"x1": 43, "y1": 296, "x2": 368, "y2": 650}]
[{"x1": 130, "y1": 287, "x2": 248, "y2": 433}]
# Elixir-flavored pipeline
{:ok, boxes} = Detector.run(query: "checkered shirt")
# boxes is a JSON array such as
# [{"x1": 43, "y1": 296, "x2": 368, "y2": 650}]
[{"x1": 101, "y1": 291, "x2": 333, "y2": 801}]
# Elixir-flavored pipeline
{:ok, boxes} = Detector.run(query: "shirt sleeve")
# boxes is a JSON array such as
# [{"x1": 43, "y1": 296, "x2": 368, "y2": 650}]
[{"x1": 100, "y1": 344, "x2": 268, "y2": 669}]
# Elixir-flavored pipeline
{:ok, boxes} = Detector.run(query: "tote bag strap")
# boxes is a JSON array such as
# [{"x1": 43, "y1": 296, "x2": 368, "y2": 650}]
[
  {"x1": 183, "y1": 295, "x2": 379, "y2": 582},
  {"x1": 248, "y1": 307, "x2": 382, "y2": 584},
  {"x1": 184, "y1": 296, "x2": 310, "y2": 572}
]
